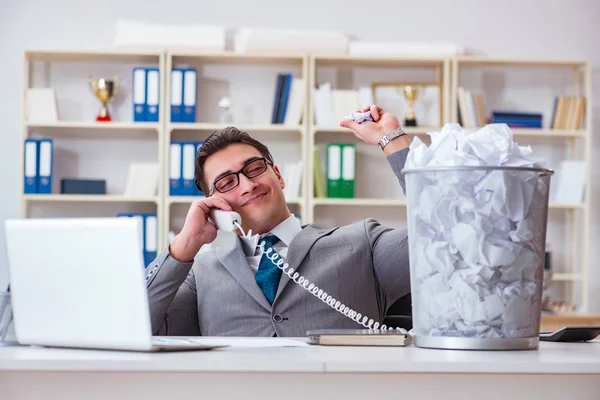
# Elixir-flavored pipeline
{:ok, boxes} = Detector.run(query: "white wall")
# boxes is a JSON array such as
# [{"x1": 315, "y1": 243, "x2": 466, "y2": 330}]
[{"x1": 1, "y1": 0, "x2": 599, "y2": 310}]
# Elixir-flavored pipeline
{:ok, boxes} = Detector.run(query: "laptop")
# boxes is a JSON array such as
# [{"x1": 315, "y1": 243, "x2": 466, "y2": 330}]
[{"x1": 4, "y1": 217, "x2": 226, "y2": 352}]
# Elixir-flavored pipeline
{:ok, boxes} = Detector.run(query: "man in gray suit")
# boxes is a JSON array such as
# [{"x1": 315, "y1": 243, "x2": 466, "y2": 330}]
[{"x1": 146, "y1": 105, "x2": 411, "y2": 337}]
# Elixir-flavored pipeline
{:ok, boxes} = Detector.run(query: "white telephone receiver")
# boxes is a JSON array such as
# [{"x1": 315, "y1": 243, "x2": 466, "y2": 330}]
[
  {"x1": 208, "y1": 209, "x2": 404, "y2": 331},
  {"x1": 209, "y1": 209, "x2": 242, "y2": 232}
]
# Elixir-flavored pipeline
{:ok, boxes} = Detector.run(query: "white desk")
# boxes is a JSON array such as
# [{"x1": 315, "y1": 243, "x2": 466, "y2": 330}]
[{"x1": 1, "y1": 340, "x2": 599, "y2": 400}]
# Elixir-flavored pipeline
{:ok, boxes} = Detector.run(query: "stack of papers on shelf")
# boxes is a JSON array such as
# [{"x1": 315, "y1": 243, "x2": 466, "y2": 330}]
[
  {"x1": 349, "y1": 41, "x2": 466, "y2": 56},
  {"x1": 114, "y1": 20, "x2": 226, "y2": 51},
  {"x1": 26, "y1": 88, "x2": 59, "y2": 123},
  {"x1": 314, "y1": 83, "x2": 372, "y2": 126},
  {"x1": 550, "y1": 160, "x2": 586, "y2": 205},
  {"x1": 123, "y1": 163, "x2": 160, "y2": 198},
  {"x1": 282, "y1": 161, "x2": 303, "y2": 200},
  {"x1": 234, "y1": 27, "x2": 348, "y2": 54}
]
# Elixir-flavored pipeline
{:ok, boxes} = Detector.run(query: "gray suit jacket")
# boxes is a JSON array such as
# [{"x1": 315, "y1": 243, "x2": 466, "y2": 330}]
[{"x1": 145, "y1": 148, "x2": 410, "y2": 337}]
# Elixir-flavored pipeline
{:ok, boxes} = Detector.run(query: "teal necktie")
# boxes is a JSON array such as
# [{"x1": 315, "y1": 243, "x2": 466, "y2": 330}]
[{"x1": 255, "y1": 235, "x2": 282, "y2": 304}]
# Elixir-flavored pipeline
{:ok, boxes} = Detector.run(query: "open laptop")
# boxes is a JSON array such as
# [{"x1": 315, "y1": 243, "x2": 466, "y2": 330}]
[{"x1": 4, "y1": 217, "x2": 226, "y2": 352}]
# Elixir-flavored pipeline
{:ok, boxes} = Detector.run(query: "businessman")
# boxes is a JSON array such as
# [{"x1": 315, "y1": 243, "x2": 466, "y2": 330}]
[{"x1": 145, "y1": 105, "x2": 412, "y2": 337}]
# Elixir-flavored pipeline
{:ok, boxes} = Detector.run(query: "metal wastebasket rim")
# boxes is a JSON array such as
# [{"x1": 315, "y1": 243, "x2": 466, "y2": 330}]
[{"x1": 401, "y1": 165, "x2": 554, "y2": 176}]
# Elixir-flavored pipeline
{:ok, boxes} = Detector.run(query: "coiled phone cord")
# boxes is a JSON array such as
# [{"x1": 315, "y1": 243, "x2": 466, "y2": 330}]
[{"x1": 235, "y1": 221, "x2": 406, "y2": 332}]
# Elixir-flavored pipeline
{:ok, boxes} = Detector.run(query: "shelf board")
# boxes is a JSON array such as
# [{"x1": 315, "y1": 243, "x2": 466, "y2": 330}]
[
  {"x1": 27, "y1": 121, "x2": 159, "y2": 138},
  {"x1": 313, "y1": 54, "x2": 447, "y2": 67},
  {"x1": 169, "y1": 123, "x2": 304, "y2": 134},
  {"x1": 510, "y1": 128, "x2": 586, "y2": 138},
  {"x1": 25, "y1": 49, "x2": 161, "y2": 62},
  {"x1": 170, "y1": 51, "x2": 305, "y2": 64},
  {"x1": 313, "y1": 126, "x2": 439, "y2": 135},
  {"x1": 549, "y1": 203, "x2": 585, "y2": 210},
  {"x1": 168, "y1": 196, "x2": 304, "y2": 205},
  {"x1": 23, "y1": 195, "x2": 159, "y2": 203},
  {"x1": 551, "y1": 273, "x2": 583, "y2": 282},
  {"x1": 168, "y1": 196, "x2": 206, "y2": 205},
  {"x1": 313, "y1": 198, "x2": 407, "y2": 207},
  {"x1": 311, "y1": 198, "x2": 581, "y2": 210},
  {"x1": 455, "y1": 56, "x2": 588, "y2": 68}
]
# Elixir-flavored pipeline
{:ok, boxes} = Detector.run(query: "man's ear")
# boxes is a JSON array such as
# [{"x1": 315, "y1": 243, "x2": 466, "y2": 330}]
[{"x1": 273, "y1": 165, "x2": 285, "y2": 189}]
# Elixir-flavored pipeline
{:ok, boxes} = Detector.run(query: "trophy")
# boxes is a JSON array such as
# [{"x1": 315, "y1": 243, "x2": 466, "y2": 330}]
[
  {"x1": 402, "y1": 85, "x2": 419, "y2": 127},
  {"x1": 88, "y1": 76, "x2": 119, "y2": 122},
  {"x1": 218, "y1": 96, "x2": 233, "y2": 124}
]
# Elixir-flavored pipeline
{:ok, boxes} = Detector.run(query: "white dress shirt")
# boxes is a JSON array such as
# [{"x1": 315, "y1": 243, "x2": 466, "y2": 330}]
[{"x1": 239, "y1": 214, "x2": 302, "y2": 273}]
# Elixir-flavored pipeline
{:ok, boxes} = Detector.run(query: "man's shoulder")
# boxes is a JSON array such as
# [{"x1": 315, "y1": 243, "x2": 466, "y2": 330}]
[{"x1": 302, "y1": 218, "x2": 382, "y2": 235}]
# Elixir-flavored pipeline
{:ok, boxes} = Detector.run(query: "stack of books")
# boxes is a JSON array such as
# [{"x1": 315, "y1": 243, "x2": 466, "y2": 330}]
[
  {"x1": 551, "y1": 96, "x2": 586, "y2": 130},
  {"x1": 490, "y1": 110, "x2": 542, "y2": 128}
]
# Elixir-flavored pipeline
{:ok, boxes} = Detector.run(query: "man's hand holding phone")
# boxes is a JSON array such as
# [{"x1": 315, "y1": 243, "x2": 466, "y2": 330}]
[{"x1": 169, "y1": 197, "x2": 232, "y2": 263}]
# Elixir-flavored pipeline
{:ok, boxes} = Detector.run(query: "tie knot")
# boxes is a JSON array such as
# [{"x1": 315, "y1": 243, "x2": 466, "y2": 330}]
[{"x1": 261, "y1": 234, "x2": 280, "y2": 248}]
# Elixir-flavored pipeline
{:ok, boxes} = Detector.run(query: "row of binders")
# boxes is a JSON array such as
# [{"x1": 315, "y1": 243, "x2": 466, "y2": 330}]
[
  {"x1": 170, "y1": 67, "x2": 197, "y2": 122},
  {"x1": 170, "y1": 141, "x2": 204, "y2": 196},
  {"x1": 271, "y1": 73, "x2": 305, "y2": 125},
  {"x1": 117, "y1": 213, "x2": 157, "y2": 268},
  {"x1": 314, "y1": 144, "x2": 356, "y2": 198},
  {"x1": 132, "y1": 67, "x2": 198, "y2": 123},
  {"x1": 133, "y1": 67, "x2": 160, "y2": 122},
  {"x1": 23, "y1": 138, "x2": 53, "y2": 194}
]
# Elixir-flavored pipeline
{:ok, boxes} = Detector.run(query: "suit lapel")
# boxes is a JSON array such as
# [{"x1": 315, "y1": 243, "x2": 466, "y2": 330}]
[
  {"x1": 216, "y1": 236, "x2": 272, "y2": 311},
  {"x1": 274, "y1": 225, "x2": 338, "y2": 301}
]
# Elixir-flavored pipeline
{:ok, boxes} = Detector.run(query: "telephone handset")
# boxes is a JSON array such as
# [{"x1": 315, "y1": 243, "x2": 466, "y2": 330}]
[
  {"x1": 208, "y1": 209, "x2": 242, "y2": 232},
  {"x1": 208, "y1": 209, "x2": 405, "y2": 331}
]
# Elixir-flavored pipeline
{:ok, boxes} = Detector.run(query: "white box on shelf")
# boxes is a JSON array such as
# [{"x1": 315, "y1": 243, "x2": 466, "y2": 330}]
[
  {"x1": 551, "y1": 160, "x2": 586, "y2": 205},
  {"x1": 234, "y1": 27, "x2": 348, "y2": 54},
  {"x1": 123, "y1": 163, "x2": 160, "y2": 198},
  {"x1": 349, "y1": 41, "x2": 465, "y2": 56},
  {"x1": 114, "y1": 20, "x2": 226, "y2": 51},
  {"x1": 26, "y1": 88, "x2": 58, "y2": 123}
]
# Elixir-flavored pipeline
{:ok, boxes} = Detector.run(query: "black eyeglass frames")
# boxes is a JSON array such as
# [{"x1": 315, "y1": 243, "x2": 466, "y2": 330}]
[{"x1": 210, "y1": 157, "x2": 272, "y2": 195}]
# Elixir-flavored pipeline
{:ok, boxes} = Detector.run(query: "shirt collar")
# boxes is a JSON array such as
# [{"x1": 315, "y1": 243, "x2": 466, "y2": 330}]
[{"x1": 262, "y1": 214, "x2": 302, "y2": 247}]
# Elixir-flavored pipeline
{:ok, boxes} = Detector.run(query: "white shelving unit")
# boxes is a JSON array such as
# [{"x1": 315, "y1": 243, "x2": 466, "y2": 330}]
[
  {"x1": 307, "y1": 54, "x2": 451, "y2": 224},
  {"x1": 18, "y1": 49, "x2": 592, "y2": 311},
  {"x1": 162, "y1": 51, "x2": 309, "y2": 247},
  {"x1": 451, "y1": 56, "x2": 592, "y2": 311},
  {"x1": 20, "y1": 49, "x2": 166, "y2": 245}
]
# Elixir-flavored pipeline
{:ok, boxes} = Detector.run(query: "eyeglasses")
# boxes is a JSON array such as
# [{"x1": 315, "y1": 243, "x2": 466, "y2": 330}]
[{"x1": 210, "y1": 157, "x2": 272, "y2": 195}]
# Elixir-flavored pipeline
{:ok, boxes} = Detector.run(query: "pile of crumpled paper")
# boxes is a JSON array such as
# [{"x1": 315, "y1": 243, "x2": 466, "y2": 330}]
[{"x1": 404, "y1": 123, "x2": 551, "y2": 339}]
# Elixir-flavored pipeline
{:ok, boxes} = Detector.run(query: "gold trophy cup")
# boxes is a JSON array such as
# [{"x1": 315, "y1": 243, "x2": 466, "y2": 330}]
[
  {"x1": 403, "y1": 85, "x2": 419, "y2": 127},
  {"x1": 88, "y1": 76, "x2": 119, "y2": 122}
]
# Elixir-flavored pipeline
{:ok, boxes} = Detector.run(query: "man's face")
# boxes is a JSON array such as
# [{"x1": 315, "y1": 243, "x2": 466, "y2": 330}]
[{"x1": 203, "y1": 143, "x2": 290, "y2": 234}]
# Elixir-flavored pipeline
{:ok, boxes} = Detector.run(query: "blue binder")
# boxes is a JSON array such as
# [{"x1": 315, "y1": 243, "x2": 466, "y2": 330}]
[
  {"x1": 169, "y1": 142, "x2": 183, "y2": 196},
  {"x1": 195, "y1": 141, "x2": 205, "y2": 196},
  {"x1": 132, "y1": 67, "x2": 147, "y2": 122},
  {"x1": 142, "y1": 213, "x2": 158, "y2": 267},
  {"x1": 37, "y1": 139, "x2": 53, "y2": 194},
  {"x1": 23, "y1": 139, "x2": 38, "y2": 194},
  {"x1": 181, "y1": 142, "x2": 196, "y2": 196},
  {"x1": 182, "y1": 68, "x2": 197, "y2": 123},
  {"x1": 170, "y1": 68, "x2": 184, "y2": 123},
  {"x1": 145, "y1": 67, "x2": 160, "y2": 122}
]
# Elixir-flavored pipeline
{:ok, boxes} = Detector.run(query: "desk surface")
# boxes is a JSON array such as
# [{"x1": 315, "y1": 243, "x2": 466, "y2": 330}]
[{"x1": 1, "y1": 339, "x2": 599, "y2": 375}]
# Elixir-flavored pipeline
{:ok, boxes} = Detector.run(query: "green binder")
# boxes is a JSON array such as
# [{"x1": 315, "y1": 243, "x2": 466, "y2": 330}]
[
  {"x1": 327, "y1": 143, "x2": 342, "y2": 198},
  {"x1": 341, "y1": 144, "x2": 355, "y2": 198}
]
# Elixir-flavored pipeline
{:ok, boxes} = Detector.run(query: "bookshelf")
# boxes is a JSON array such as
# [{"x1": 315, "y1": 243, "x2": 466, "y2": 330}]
[
  {"x1": 20, "y1": 49, "x2": 166, "y2": 253},
  {"x1": 18, "y1": 49, "x2": 592, "y2": 312},
  {"x1": 451, "y1": 56, "x2": 592, "y2": 312},
  {"x1": 307, "y1": 55, "x2": 451, "y2": 224},
  {"x1": 163, "y1": 51, "x2": 309, "y2": 247}
]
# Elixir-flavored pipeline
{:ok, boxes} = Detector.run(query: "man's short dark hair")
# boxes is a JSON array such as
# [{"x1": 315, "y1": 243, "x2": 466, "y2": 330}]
[{"x1": 195, "y1": 126, "x2": 274, "y2": 195}]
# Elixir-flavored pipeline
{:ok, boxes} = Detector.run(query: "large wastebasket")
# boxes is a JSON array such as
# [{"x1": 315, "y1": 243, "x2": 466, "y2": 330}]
[{"x1": 402, "y1": 165, "x2": 554, "y2": 350}]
